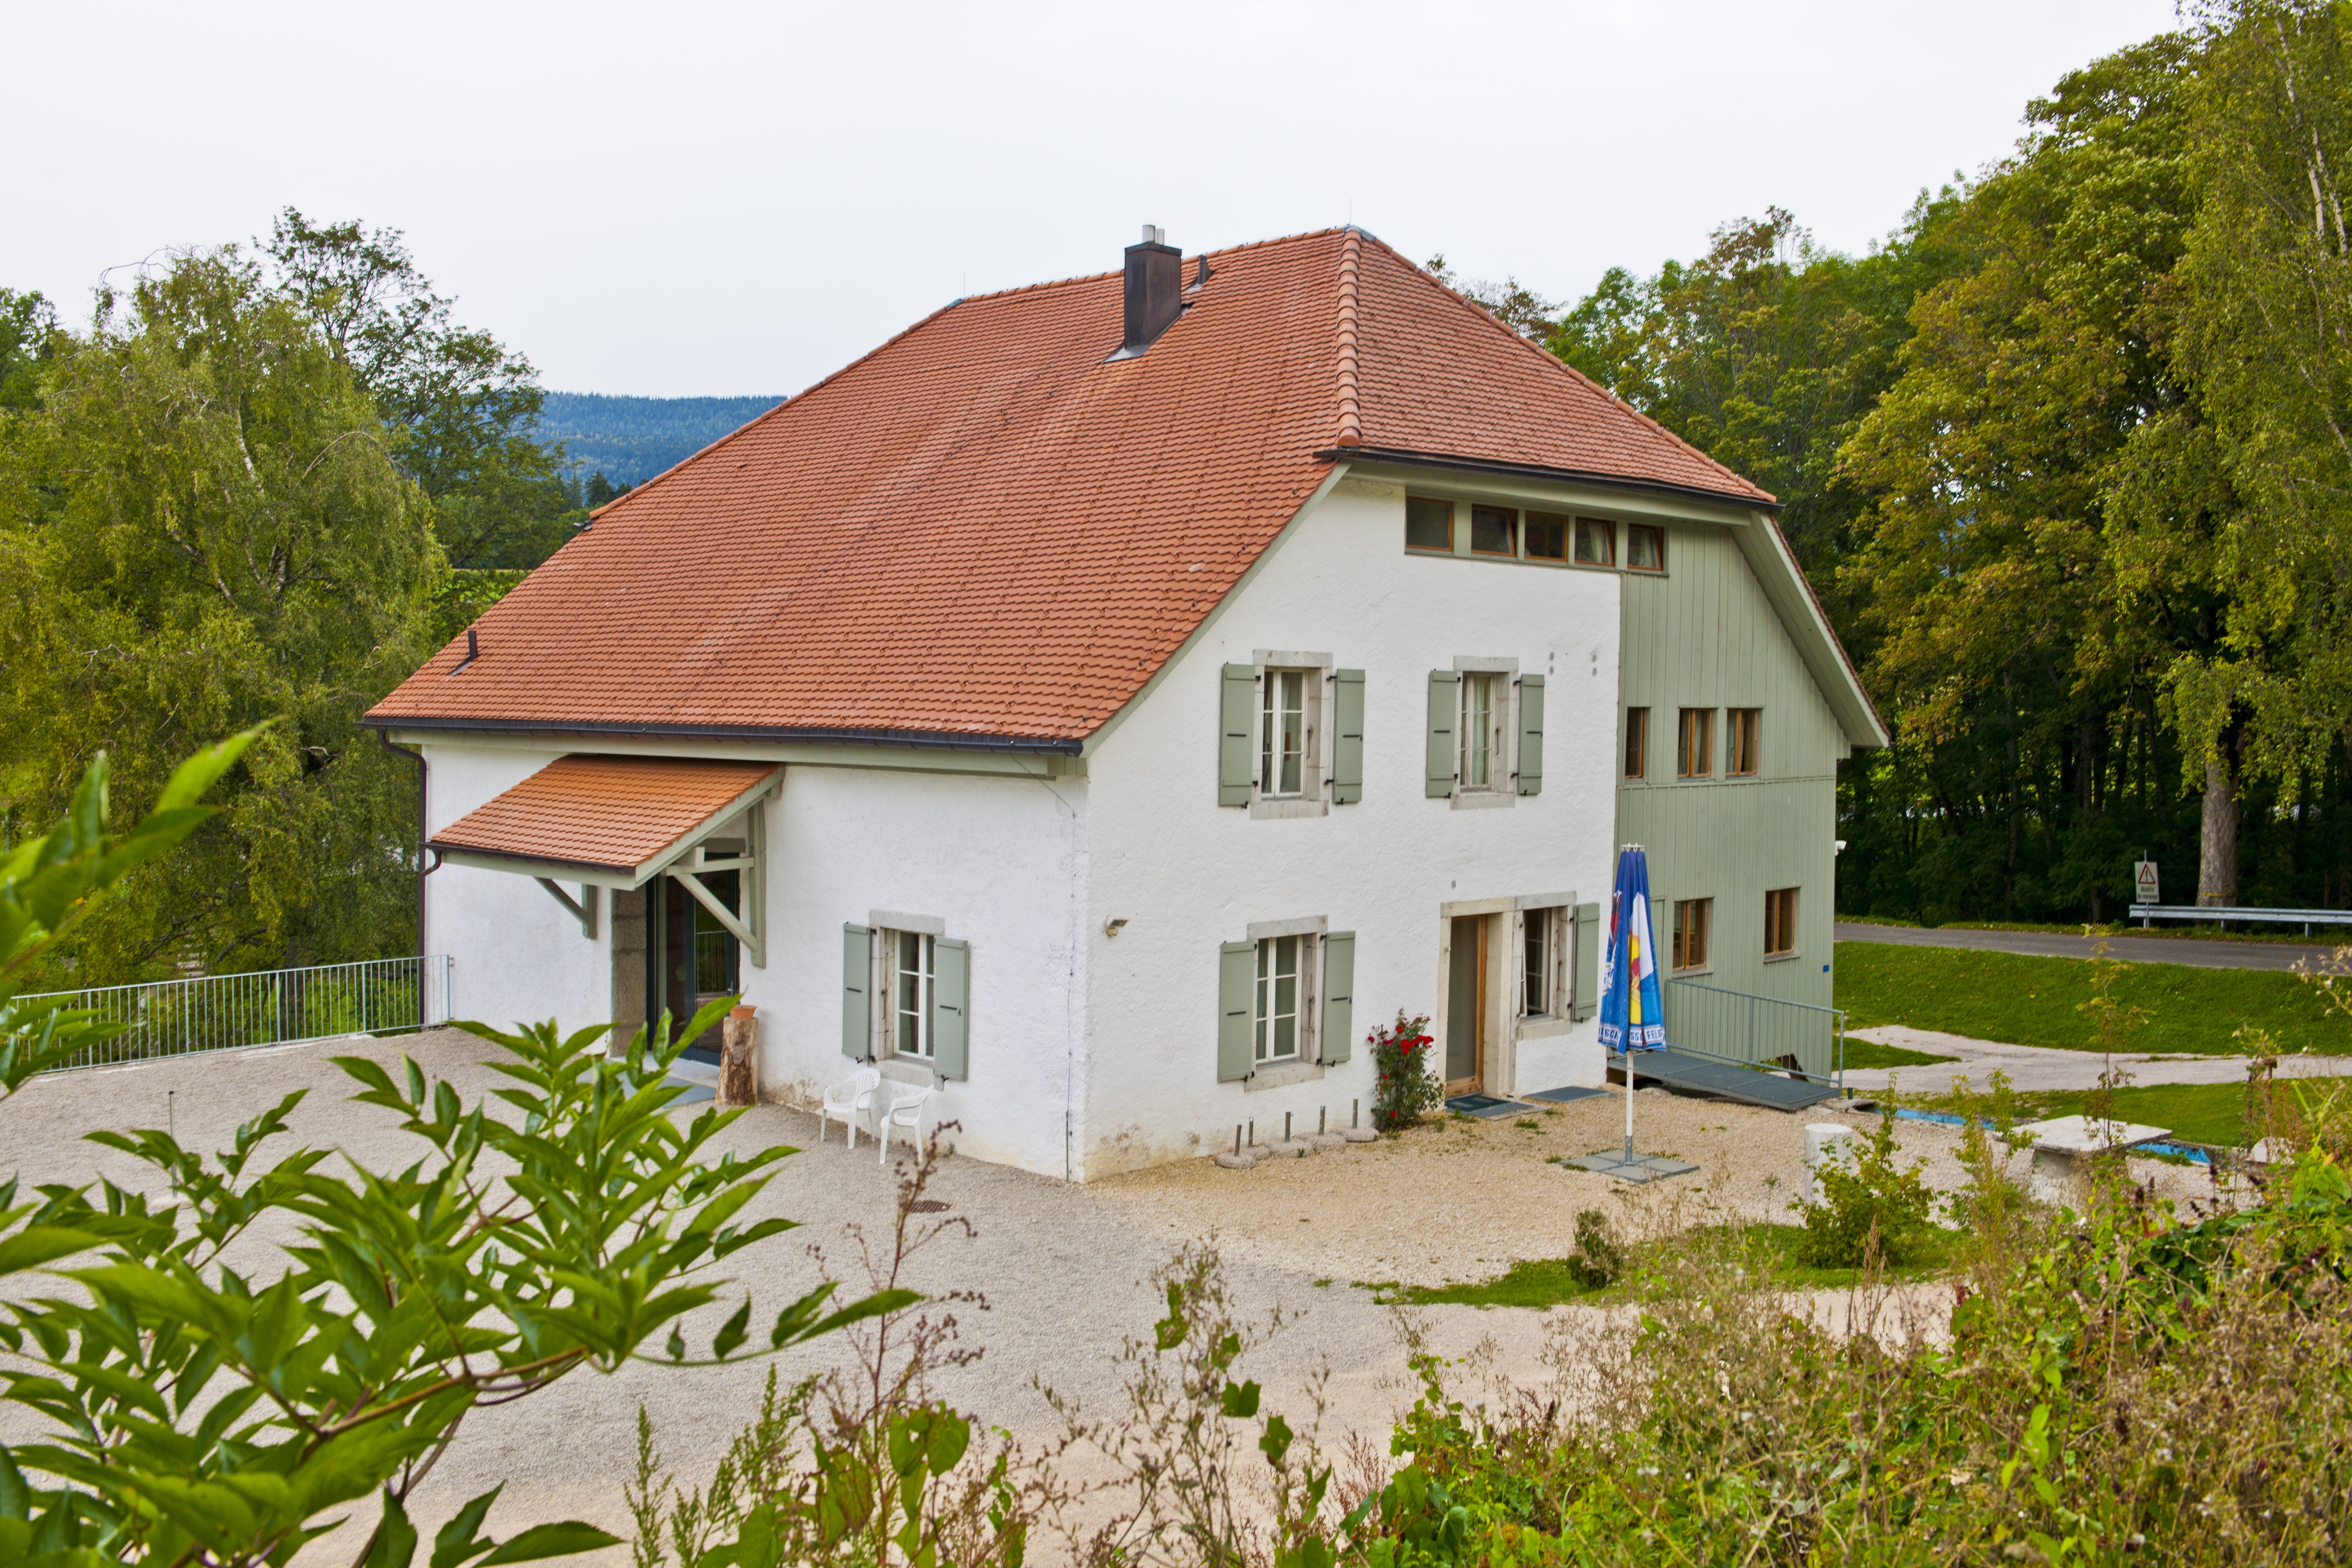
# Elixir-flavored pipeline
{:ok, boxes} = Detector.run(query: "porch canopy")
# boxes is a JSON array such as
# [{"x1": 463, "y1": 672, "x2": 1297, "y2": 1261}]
[{"x1": 429, "y1": 755, "x2": 781, "y2": 965}]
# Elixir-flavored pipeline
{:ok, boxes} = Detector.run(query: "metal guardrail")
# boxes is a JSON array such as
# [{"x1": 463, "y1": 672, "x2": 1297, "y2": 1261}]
[
  {"x1": 14, "y1": 955, "x2": 455, "y2": 1074},
  {"x1": 2129, "y1": 904, "x2": 2352, "y2": 935},
  {"x1": 1662, "y1": 978, "x2": 1848, "y2": 1094}
]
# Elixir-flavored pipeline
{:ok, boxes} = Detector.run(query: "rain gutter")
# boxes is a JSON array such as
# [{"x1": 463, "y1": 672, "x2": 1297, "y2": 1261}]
[{"x1": 359, "y1": 715, "x2": 1084, "y2": 757}]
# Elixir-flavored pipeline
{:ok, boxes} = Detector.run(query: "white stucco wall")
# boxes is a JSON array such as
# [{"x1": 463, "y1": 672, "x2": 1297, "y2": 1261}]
[
  {"x1": 1077, "y1": 474, "x2": 1622, "y2": 1178},
  {"x1": 743, "y1": 765, "x2": 1087, "y2": 1176},
  {"x1": 420, "y1": 744, "x2": 612, "y2": 1037}
]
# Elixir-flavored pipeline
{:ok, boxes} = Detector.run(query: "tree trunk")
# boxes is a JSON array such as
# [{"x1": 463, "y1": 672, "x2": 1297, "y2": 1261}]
[{"x1": 2198, "y1": 754, "x2": 2240, "y2": 907}]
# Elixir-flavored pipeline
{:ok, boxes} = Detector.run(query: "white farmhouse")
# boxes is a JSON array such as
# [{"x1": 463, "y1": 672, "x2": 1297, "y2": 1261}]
[{"x1": 365, "y1": 226, "x2": 1884, "y2": 1180}]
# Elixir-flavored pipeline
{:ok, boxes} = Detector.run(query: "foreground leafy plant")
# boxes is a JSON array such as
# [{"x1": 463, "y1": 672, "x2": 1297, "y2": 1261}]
[{"x1": 0, "y1": 740, "x2": 908, "y2": 1566}]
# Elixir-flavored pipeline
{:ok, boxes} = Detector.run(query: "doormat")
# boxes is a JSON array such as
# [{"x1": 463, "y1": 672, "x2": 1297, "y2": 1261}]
[
  {"x1": 1445, "y1": 1093, "x2": 1535, "y2": 1118},
  {"x1": 1527, "y1": 1085, "x2": 1605, "y2": 1104}
]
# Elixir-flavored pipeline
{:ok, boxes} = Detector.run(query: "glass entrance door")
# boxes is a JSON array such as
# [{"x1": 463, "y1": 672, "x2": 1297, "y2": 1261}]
[{"x1": 648, "y1": 870, "x2": 740, "y2": 1063}]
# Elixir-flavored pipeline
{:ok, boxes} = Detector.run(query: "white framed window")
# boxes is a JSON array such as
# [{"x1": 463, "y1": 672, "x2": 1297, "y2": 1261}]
[
  {"x1": 890, "y1": 929, "x2": 935, "y2": 1058},
  {"x1": 1459, "y1": 672, "x2": 1506, "y2": 791},
  {"x1": 1255, "y1": 934, "x2": 1304, "y2": 1062},
  {"x1": 1521, "y1": 905, "x2": 1568, "y2": 1019},
  {"x1": 1260, "y1": 668, "x2": 1310, "y2": 798}
]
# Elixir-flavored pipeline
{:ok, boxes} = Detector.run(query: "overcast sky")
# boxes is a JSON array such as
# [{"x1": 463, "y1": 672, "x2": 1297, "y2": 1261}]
[{"x1": 13, "y1": 0, "x2": 2180, "y2": 398}]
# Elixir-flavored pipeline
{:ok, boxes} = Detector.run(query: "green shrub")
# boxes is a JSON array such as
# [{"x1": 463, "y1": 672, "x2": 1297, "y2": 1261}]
[
  {"x1": 1792, "y1": 1107, "x2": 1937, "y2": 1268},
  {"x1": 1567, "y1": 1209, "x2": 1625, "y2": 1288}
]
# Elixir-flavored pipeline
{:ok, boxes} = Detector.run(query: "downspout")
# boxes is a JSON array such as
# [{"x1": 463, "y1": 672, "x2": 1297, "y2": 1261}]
[{"x1": 376, "y1": 730, "x2": 438, "y2": 962}]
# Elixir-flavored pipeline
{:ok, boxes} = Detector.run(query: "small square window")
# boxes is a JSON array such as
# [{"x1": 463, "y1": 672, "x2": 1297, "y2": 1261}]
[
  {"x1": 1470, "y1": 506, "x2": 1517, "y2": 556},
  {"x1": 1727, "y1": 708, "x2": 1760, "y2": 776},
  {"x1": 1575, "y1": 518, "x2": 1615, "y2": 566},
  {"x1": 1406, "y1": 496, "x2": 1454, "y2": 551},
  {"x1": 1673, "y1": 898, "x2": 1712, "y2": 971},
  {"x1": 1765, "y1": 887, "x2": 1799, "y2": 957},
  {"x1": 1677, "y1": 708, "x2": 1714, "y2": 779},
  {"x1": 1624, "y1": 707, "x2": 1648, "y2": 780},
  {"x1": 1524, "y1": 511, "x2": 1568, "y2": 561},
  {"x1": 1626, "y1": 523, "x2": 1666, "y2": 572}
]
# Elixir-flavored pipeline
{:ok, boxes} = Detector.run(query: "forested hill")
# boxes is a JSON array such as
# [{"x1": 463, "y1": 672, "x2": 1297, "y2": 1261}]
[{"x1": 536, "y1": 392, "x2": 786, "y2": 488}]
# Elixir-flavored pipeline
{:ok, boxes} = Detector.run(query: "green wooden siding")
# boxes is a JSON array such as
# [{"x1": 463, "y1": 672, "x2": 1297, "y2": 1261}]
[{"x1": 1616, "y1": 522, "x2": 1846, "y2": 1076}]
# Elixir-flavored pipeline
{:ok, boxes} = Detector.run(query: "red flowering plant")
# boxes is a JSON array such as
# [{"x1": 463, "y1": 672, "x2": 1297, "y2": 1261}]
[{"x1": 1370, "y1": 1010, "x2": 1442, "y2": 1131}]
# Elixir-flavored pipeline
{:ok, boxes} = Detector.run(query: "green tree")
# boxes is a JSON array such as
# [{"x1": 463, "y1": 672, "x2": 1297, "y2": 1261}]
[
  {"x1": 265, "y1": 208, "x2": 583, "y2": 572},
  {"x1": 1838, "y1": 35, "x2": 2222, "y2": 919},
  {"x1": 0, "y1": 247, "x2": 439, "y2": 982},
  {"x1": 0, "y1": 289, "x2": 57, "y2": 413},
  {"x1": 2165, "y1": 2, "x2": 2352, "y2": 890}
]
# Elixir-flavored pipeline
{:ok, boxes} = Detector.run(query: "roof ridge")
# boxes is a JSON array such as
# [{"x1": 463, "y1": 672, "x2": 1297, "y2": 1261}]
[
  {"x1": 953, "y1": 225, "x2": 1353, "y2": 307},
  {"x1": 1348, "y1": 232, "x2": 1772, "y2": 504},
  {"x1": 1334, "y1": 228, "x2": 1364, "y2": 449}
]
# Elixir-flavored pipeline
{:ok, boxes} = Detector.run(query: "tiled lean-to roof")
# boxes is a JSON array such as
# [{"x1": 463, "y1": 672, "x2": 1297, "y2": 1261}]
[
  {"x1": 368, "y1": 228, "x2": 1774, "y2": 749},
  {"x1": 428, "y1": 756, "x2": 780, "y2": 877}
]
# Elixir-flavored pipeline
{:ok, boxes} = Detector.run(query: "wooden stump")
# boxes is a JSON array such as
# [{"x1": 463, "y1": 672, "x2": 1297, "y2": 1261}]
[{"x1": 720, "y1": 1006, "x2": 759, "y2": 1107}]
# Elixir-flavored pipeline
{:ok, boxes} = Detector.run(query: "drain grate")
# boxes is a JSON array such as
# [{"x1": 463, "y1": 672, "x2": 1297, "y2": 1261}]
[{"x1": 907, "y1": 1199, "x2": 951, "y2": 1213}]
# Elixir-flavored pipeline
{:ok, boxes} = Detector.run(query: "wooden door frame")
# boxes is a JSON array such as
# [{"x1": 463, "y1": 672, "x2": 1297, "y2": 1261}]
[{"x1": 1440, "y1": 900, "x2": 1512, "y2": 1096}]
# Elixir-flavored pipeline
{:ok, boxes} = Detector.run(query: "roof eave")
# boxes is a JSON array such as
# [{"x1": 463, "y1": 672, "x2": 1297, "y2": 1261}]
[
  {"x1": 1314, "y1": 446, "x2": 1779, "y2": 512},
  {"x1": 359, "y1": 714, "x2": 1086, "y2": 757}
]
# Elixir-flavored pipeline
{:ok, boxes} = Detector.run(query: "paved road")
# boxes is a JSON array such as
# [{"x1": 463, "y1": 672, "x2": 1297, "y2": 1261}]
[{"x1": 1835, "y1": 921, "x2": 2344, "y2": 973}]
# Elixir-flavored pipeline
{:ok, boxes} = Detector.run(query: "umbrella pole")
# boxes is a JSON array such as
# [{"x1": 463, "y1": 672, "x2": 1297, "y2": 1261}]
[{"x1": 1623, "y1": 1052, "x2": 1634, "y2": 1162}]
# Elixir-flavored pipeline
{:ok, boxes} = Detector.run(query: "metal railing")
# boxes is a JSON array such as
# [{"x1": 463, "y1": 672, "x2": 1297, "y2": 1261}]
[
  {"x1": 2129, "y1": 903, "x2": 2352, "y2": 935},
  {"x1": 15, "y1": 955, "x2": 455, "y2": 1074},
  {"x1": 1662, "y1": 978, "x2": 1848, "y2": 1093}
]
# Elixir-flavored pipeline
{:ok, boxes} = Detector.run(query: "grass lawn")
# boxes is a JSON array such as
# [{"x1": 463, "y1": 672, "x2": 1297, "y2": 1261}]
[
  {"x1": 1836, "y1": 942, "x2": 2352, "y2": 1056},
  {"x1": 1842, "y1": 1038, "x2": 1959, "y2": 1071},
  {"x1": 1893, "y1": 1076, "x2": 2352, "y2": 1150},
  {"x1": 1362, "y1": 1224, "x2": 1954, "y2": 1309}
]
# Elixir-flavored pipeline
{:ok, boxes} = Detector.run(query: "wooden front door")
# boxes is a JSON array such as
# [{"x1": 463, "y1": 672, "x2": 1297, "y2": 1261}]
[{"x1": 1446, "y1": 915, "x2": 1486, "y2": 1094}]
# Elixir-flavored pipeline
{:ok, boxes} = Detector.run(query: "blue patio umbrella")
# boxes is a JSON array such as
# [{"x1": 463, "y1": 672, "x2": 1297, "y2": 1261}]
[{"x1": 1584, "y1": 844, "x2": 1687, "y2": 1178}]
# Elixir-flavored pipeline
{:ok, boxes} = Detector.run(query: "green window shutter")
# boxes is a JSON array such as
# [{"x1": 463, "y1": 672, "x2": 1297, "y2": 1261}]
[
  {"x1": 1425, "y1": 670, "x2": 1460, "y2": 798},
  {"x1": 842, "y1": 924, "x2": 873, "y2": 1059},
  {"x1": 931, "y1": 937, "x2": 969, "y2": 1080},
  {"x1": 1517, "y1": 674, "x2": 1545, "y2": 796},
  {"x1": 1572, "y1": 902, "x2": 1600, "y2": 1021},
  {"x1": 1218, "y1": 940, "x2": 1255, "y2": 1081},
  {"x1": 1320, "y1": 931, "x2": 1355, "y2": 1062},
  {"x1": 1219, "y1": 663, "x2": 1255, "y2": 806},
  {"x1": 1332, "y1": 669, "x2": 1366, "y2": 804}
]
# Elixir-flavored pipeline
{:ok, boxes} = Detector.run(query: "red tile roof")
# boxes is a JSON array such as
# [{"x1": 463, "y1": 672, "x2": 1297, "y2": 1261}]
[
  {"x1": 368, "y1": 228, "x2": 1773, "y2": 746},
  {"x1": 429, "y1": 756, "x2": 779, "y2": 876}
]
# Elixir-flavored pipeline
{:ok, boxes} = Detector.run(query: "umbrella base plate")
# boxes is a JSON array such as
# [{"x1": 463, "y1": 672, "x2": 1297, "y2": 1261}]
[{"x1": 1571, "y1": 1149, "x2": 1698, "y2": 1183}]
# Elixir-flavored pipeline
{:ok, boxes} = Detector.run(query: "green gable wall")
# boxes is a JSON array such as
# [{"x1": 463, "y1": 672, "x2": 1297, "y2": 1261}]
[{"x1": 1616, "y1": 520, "x2": 1848, "y2": 1076}]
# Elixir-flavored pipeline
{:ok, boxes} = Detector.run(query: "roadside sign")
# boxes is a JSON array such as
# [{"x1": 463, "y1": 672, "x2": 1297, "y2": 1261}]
[{"x1": 2134, "y1": 861, "x2": 2159, "y2": 905}]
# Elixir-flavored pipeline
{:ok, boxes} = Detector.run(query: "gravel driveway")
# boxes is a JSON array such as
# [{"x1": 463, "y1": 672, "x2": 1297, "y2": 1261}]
[{"x1": 0, "y1": 1027, "x2": 2224, "y2": 1562}]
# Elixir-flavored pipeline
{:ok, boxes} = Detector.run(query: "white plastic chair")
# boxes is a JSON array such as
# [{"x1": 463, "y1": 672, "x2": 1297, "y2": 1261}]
[
  {"x1": 819, "y1": 1066, "x2": 883, "y2": 1148},
  {"x1": 878, "y1": 1084, "x2": 937, "y2": 1165}
]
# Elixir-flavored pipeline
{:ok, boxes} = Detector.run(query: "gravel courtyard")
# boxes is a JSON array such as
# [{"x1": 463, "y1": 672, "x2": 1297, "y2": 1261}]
[{"x1": 0, "y1": 1026, "x2": 2224, "y2": 1561}]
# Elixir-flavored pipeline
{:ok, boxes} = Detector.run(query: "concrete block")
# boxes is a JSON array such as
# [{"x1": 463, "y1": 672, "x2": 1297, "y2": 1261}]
[{"x1": 1804, "y1": 1122, "x2": 1856, "y2": 1206}]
